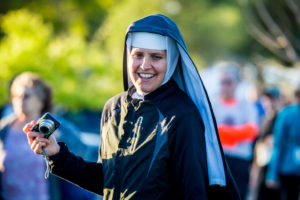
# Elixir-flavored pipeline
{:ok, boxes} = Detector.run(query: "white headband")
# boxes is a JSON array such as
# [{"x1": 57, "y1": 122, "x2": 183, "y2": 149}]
[{"x1": 131, "y1": 32, "x2": 167, "y2": 50}]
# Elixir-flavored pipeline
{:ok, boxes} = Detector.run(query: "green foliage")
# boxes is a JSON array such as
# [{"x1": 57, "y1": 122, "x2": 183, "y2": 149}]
[
  {"x1": 0, "y1": 9, "x2": 119, "y2": 110},
  {"x1": 94, "y1": 0, "x2": 252, "y2": 69},
  {"x1": 239, "y1": 0, "x2": 300, "y2": 65},
  {"x1": 0, "y1": 0, "x2": 256, "y2": 111},
  {"x1": 173, "y1": 0, "x2": 251, "y2": 66}
]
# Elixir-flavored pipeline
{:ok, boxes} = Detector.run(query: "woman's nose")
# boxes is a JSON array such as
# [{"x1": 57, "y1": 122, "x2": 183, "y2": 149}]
[{"x1": 140, "y1": 57, "x2": 151, "y2": 70}]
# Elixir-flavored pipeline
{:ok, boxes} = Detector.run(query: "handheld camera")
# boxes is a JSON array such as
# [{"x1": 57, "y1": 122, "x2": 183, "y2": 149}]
[{"x1": 31, "y1": 112, "x2": 60, "y2": 138}]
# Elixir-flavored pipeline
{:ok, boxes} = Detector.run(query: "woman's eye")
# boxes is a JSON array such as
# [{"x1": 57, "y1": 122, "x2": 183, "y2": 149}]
[
  {"x1": 152, "y1": 55, "x2": 162, "y2": 60},
  {"x1": 132, "y1": 53, "x2": 143, "y2": 58}
]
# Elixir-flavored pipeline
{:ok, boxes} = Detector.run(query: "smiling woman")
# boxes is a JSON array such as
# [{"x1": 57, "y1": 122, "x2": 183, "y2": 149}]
[{"x1": 24, "y1": 14, "x2": 241, "y2": 200}]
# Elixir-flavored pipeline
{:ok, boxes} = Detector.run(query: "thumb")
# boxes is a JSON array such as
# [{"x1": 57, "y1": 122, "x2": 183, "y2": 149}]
[{"x1": 23, "y1": 121, "x2": 36, "y2": 134}]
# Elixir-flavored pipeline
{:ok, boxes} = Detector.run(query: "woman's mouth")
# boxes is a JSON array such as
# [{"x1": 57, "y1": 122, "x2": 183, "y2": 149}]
[{"x1": 138, "y1": 73, "x2": 154, "y2": 79}]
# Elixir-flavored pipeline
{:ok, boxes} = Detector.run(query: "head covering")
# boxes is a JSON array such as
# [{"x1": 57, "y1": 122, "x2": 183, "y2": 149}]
[
  {"x1": 130, "y1": 32, "x2": 167, "y2": 50},
  {"x1": 123, "y1": 14, "x2": 231, "y2": 188}
]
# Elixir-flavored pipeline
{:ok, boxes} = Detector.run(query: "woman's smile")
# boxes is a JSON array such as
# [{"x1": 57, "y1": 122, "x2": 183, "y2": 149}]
[{"x1": 138, "y1": 73, "x2": 155, "y2": 79}]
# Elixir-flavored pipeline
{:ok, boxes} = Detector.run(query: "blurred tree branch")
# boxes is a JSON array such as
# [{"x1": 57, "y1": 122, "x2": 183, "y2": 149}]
[
  {"x1": 286, "y1": 0, "x2": 300, "y2": 25},
  {"x1": 239, "y1": 0, "x2": 300, "y2": 65}
]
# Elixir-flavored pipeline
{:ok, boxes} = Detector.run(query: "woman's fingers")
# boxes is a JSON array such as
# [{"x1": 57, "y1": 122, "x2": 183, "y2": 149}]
[
  {"x1": 31, "y1": 136, "x2": 50, "y2": 155},
  {"x1": 23, "y1": 123, "x2": 31, "y2": 134},
  {"x1": 23, "y1": 121, "x2": 36, "y2": 134},
  {"x1": 23, "y1": 121, "x2": 59, "y2": 156},
  {"x1": 32, "y1": 140, "x2": 47, "y2": 154},
  {"x1": 27, "y1": 131, "x2": 39, "y2": 145},
  {"x1": 24, "y1": 122, "x2": 60, "y2": 156},
  {"x1": 31, "y1": 139, "x2": 40, "y2": 154},
  {"x1": 35, "y1": 137, "x2": 50, "y2": 145},
  {"x1": 33, "y1": 142, "x2": 47, "y2": 154},
  {"x1": 24, "y1": 121, "x2": 38, "y2": 145}
]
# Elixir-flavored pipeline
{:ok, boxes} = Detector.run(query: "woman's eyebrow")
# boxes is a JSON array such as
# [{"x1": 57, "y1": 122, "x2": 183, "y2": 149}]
[
  {"x1": 151, "y1": 52, "x2": 165, "y2": 56},
  {"x1": 131, "y1": 50, "x2": 142, "y2": 55}
]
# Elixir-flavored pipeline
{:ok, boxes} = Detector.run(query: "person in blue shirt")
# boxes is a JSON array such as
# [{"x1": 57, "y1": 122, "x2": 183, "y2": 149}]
[{"x1": 266, "y1": 85, "x2": 300, "y2": 200}]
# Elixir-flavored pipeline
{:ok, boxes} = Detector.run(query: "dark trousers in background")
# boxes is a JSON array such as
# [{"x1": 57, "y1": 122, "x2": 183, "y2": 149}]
[
  {"x1": 280, "y1": 175, "x2": 300, "y2": 200},
  {"x1": 256, "y1": 165, "x2": 280, "y2": 200},
  {"x1": 225, "y1": 156, "x2": 251, "y2": 200}
]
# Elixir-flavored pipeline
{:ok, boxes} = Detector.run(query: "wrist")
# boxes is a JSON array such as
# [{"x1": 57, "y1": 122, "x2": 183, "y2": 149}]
[
  {"x1": 49, "y1": 142, "x2": 67, "y2": 163},
  {"x1": 49, "y1": 143, "x2": 60, "y2": 156}
]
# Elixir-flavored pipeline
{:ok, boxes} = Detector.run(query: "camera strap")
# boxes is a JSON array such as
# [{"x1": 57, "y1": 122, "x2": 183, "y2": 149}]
[{"x1": 42, "y1": 148, "x2": 51, "y2": 179}]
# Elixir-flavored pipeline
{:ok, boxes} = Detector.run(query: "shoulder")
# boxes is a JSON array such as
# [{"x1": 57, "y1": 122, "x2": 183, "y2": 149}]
[
  {"x1": 157, "y1": 86, "x2": 203, "y2": 124},
  {"x1": 0, "y1": 114, "x2": 16, "y2": 130},
  {"x1": 103, "y1": 92, "x2": 127, "y2": 112},
  {"x1": 101, "y1": 92, "x2": 127, "y2": 123},
  {"x1": 279, "y1": 104, "x2": 299, "y2": 117},
  {"x1": 174, "y1": 89, "x2": 200, "y2": 114},
  {"x1": 0, "y1": 114, "x2": 16, "y2": 140}
]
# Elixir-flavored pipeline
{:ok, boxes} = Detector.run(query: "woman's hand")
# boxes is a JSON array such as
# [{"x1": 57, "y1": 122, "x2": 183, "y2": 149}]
[{"x1": 23, "y1": 121, "x2": 60, "y2": 156}]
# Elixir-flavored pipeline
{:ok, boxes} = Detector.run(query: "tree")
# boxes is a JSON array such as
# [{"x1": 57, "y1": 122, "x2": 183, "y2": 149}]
[
  {"x1": 239, "y1": 0, "x2": 300, "y2": 65},
  {"x1": 0, "y1": 9, "x2": 118, "y2": 110},
  {"x1": 0, "y1": 0, "x2": 256, "y2": 110},
  {"x1": 95, "y1": 0, "x2": 253, "y2": 68}
]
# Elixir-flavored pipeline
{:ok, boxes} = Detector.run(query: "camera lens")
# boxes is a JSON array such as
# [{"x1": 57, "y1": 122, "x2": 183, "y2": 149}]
[{"x1": 39, "y1": 119, "x2": 55, "y2": 137}]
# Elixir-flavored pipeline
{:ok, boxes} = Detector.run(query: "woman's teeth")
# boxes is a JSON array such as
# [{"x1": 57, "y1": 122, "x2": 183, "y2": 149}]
[{"x1": 139, "y1": 73, "x2": 154, "y2": 78}]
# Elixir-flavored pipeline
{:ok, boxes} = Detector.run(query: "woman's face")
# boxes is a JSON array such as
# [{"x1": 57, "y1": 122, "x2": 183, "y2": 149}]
[
  {"x1": 11, "y1": 85, "x2": 43, "y2": 117},
  {"x1": 129, "y1": 47, "x2": 167, "y2": 94}
]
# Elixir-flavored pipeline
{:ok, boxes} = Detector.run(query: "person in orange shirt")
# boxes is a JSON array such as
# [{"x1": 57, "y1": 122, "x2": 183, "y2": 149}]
[{"x1": 212, "y1": 64, "x2": 259, "y2": 199}]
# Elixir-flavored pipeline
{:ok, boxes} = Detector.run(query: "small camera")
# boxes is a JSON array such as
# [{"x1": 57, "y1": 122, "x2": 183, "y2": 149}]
[{"x1": 31, "y1": 112, "x2": 60, "y2": 138}]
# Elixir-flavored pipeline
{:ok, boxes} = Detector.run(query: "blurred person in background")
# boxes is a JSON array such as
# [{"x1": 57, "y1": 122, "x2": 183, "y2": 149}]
[
  {"x1": 249, "y1": 85, "x2": 283, "y2": 200},
  {"x1": 0, "y1": 72, "x2": 98, "y2": 200},
  {"x1": 211, "y1": 63, "x2": 259, "y2": 199},
  {"x1": 0, "y1": 72, "x2": 53, "y2": 200},
  {"x1": 266, "y1": 84, "x2": 300, "y2": 200},
  {"x1": 23, "y1": 14, "x2": 240, "y2": 199}
]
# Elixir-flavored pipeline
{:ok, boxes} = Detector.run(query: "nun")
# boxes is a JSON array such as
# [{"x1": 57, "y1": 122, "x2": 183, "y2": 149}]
[{"x1": 24, "y1": 14, "x2": 240, "y2": 200}]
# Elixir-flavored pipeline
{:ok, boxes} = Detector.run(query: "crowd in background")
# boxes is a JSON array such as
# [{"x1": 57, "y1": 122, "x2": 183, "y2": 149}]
[
  {"x1": 0, "y1": 63, "x2": 299, "y2": 199},
  {"x1": 202, "y1": 62, "x2": 300, "y2": 200}
]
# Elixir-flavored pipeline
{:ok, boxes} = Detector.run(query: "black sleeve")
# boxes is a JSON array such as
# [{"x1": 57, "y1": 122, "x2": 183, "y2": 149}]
[
  {"x1": 49, "y1": 142, "x2": 104, "y2": 195},
  {"x1": 169, "y1": 112, "x2": 209, "y2": 200}
]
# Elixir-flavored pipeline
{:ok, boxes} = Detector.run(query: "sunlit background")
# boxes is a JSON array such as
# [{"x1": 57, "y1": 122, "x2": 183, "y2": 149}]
[{"x1": 0, "y1": 0, "x2": 300, "y2": 111}]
